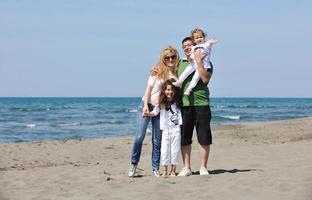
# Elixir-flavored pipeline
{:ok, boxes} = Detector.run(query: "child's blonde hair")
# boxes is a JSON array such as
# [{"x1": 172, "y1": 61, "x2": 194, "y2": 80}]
[
  {"x1": 156, "y1": 46, "x2": 180, "y2": 80},
  {"x1": 191, "y1": 28, "x2": 206, "y2": 42}
]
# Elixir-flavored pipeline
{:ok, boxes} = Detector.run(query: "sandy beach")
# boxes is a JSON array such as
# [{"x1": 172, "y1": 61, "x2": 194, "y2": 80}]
[{"x1": 0, "y1": 117, "x2": 312, "y2": 200}]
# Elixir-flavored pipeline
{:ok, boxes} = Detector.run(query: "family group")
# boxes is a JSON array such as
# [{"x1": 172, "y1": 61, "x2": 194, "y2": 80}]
[{"x1": 129, "y1": 28, "x2": 218, "y2": 177}]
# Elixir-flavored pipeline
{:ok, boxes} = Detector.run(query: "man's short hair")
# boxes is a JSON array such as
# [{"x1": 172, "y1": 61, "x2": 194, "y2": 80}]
[{"x1": 182, "y1": 37, "x2": 192, "y2": 45}]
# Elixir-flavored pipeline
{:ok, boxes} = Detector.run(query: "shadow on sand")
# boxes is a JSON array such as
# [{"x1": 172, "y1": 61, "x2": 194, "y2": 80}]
[
  {"x1": 193, "y1": 168, "x2": 258, "y2": 175},
  {"x1": 130, "y1": 168, "x2": 258, "y2": 177}
]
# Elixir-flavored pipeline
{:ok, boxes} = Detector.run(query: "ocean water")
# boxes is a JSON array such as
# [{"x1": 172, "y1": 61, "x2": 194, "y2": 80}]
[{"x1": 0, "y1": 97, "x2": 312, "y2": 143}]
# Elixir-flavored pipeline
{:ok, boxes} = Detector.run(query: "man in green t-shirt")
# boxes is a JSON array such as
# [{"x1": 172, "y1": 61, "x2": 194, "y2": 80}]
[{"x1": 177, "y1": 37, "x2": 213, "y2": 176}]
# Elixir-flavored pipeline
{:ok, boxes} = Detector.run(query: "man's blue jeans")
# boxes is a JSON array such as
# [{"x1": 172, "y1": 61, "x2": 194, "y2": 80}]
[{"x1": 131, "y1": 101, "x2": 161, "y2": 171}]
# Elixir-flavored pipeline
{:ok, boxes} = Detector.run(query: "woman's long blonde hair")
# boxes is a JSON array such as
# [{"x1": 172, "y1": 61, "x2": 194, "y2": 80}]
[{"x1": 156, "y1": 46, "x2": 180, "y2": 80}]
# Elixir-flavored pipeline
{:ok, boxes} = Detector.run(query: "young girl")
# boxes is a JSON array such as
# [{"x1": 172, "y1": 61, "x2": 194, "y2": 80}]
[
  {"x1": 147, "y1": 80, "x2": 182, "y2": 176},
  {"x1": 173, "y1": 28, "x2": 218, "y2": 95}
]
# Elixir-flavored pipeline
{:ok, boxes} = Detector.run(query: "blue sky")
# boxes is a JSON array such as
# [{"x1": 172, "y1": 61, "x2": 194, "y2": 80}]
[{"x1": 0, "y1": 0, "x2": 311, "y2": 97}]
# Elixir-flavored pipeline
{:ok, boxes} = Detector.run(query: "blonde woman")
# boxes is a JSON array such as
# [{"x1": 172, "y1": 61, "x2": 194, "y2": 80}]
[{"x1": 129, "y1": 46, "x2": 180, "y2": 177}]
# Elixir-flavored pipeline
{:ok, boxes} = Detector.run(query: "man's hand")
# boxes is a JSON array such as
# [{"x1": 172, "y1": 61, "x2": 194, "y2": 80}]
[{"x1": 149, "y1": 65, "x2": 159, "y2": 77}]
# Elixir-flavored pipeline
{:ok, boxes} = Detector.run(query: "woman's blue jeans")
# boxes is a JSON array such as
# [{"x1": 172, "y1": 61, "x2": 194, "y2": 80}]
[{"x1": 131, "y1": 101, "x2": 161, "y2": 171}]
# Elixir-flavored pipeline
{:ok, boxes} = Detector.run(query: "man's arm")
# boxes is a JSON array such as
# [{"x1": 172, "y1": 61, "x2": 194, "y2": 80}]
[{"x1": 194, "y1": 50, "x2": 212, "y2": 85}]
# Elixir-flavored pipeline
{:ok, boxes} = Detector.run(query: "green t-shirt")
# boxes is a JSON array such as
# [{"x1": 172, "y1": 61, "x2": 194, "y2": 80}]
[{"x1": 177, "y1": 59, "x2": 211, "y2": 106}]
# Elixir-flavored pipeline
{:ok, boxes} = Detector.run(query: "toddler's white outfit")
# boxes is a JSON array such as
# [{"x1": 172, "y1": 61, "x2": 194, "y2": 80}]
[{"x1": 175, "y1": 41, "x2": 213, "y2": 95}]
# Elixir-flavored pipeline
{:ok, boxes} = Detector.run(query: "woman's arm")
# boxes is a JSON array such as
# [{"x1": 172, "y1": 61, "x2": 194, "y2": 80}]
[
  {"x1": 145, "y1": 104, "x2": 159, "y2": 117},
  {"x1": 142, "y1": 84, "x2": 154, "y2": 117}
]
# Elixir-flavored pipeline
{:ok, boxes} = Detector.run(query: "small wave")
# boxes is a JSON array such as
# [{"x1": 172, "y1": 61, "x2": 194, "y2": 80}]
[
  {"x1": 88, "y1": 121, "x2": 107, "y2": 125},
  {"x1": 87, "y1": 120, "x2": 125, "y2": 126},
  {"x1": 10, "y1": 107, "x2": 54, "y2": 112},
  {"x1": 10, "y1": 107, "x2": 32, "y2": 112},
  {"x1": 25, "y1": 124, "x2": 36, "y2": 128},
  {"x1": 213, "y1": 105, "x2": 226, "y2": 108},
  {"x1": 86, "y1": 106, "x2": 105, "y2": 111},
  {"x1": 112, "y1": 108, "x2": 129, "y2": 113},
  {"x1": 53, "y1": 122, "x2": 81, "y2": 127},
  {"x1": 219, "y1": 115, "x2": 240, "y2": 120},
  {"x1": 62, "y1": 106, "x2": 76, "y2": 109},
  {"x1": 212, "y1": 105, "x2": 279, "y2": 109},
  {"x1": 109, "y1": 120, "x2": 124, "y2": 124},
  {"x1": 128, "y1": 109, "x2": 137, "y2": 113}
]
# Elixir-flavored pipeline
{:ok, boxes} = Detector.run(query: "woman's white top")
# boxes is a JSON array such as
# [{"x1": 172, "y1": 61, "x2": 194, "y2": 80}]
[{"x1": 142, "y1": 73, "x2": 176, "y2": 106}]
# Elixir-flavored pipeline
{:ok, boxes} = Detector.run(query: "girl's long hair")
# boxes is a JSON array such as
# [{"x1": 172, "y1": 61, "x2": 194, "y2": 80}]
[
  {"x1": 156, "y1": 46, "x2": 180, "y2": 80},
  {"x1": 158, "y1": 80, "x2": 182, "y2": 110}
]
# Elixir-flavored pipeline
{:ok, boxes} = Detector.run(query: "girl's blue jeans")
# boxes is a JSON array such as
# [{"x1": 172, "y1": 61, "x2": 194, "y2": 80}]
[{"x1": 130, "y1": 101, "x2": 161, "y2": 171}]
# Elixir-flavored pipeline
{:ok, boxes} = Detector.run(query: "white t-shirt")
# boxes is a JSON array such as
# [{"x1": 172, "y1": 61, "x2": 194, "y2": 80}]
[
  {"x1": 142, "y1": 73, "x2": 176, "y2": 106},
  {"x1": 159, "y1": 102, "x2": 182, "y2": 130}
]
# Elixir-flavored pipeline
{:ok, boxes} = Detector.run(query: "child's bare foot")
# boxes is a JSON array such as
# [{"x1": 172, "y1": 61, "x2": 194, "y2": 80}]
[
  {"x1": 170, "y1": 172, "x2": 177, "y2": 177},
  {"x1": 162, "y1": 166, "x2": 168, "y2": 177}
]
